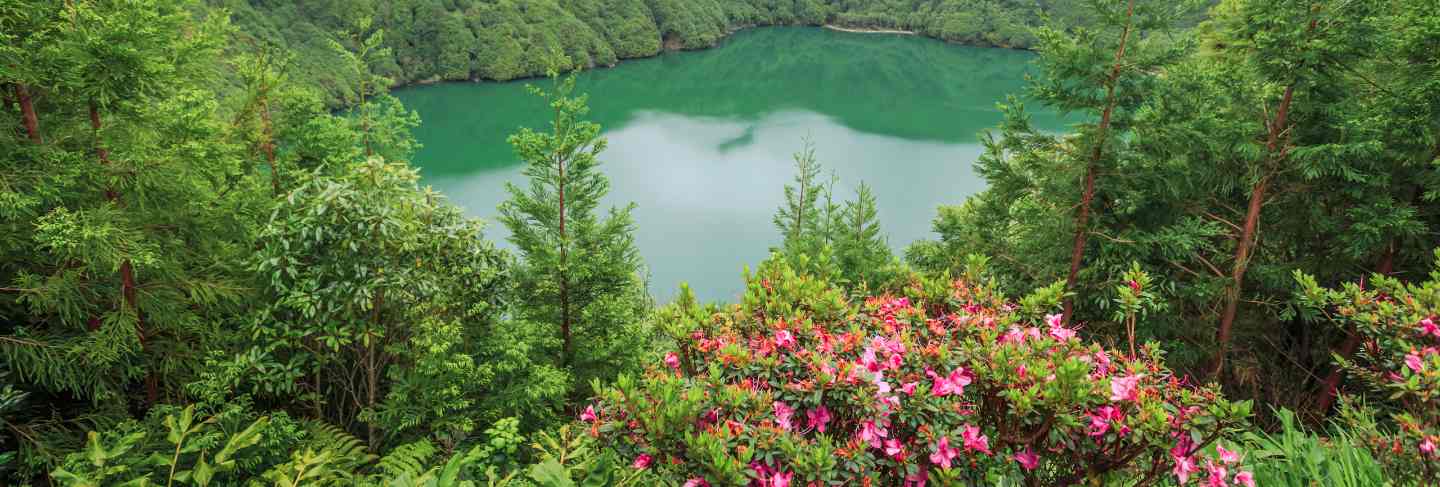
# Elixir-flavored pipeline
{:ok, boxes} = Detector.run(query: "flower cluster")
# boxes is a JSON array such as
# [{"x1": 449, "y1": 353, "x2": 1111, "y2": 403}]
[
  {"x1": 1298, "y1": 266, "x2": 1440, "y2": 484},
  {"x1": 591, "y1": 257, "x2": 1251, "y2": 486}
]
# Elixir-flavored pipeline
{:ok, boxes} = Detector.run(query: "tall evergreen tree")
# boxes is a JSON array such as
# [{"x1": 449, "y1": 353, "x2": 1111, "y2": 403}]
[
  {"x1": 1028, "y1": 0, "x2": 1199, "y2": 322},
  {"x1": 498, "y1": 73, "x2": 650, "y2": 400}
]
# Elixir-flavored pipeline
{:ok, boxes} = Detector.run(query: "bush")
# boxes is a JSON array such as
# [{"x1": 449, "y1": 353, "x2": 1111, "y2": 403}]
[{"x1": 587, "y1": 255, "x2": 1253, "y2": 485}]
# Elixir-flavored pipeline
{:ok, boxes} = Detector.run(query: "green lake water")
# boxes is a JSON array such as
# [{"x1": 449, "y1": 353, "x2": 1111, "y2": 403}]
[{"x1": 394, "y1": 27, "x2": 1064, "y2": 303}]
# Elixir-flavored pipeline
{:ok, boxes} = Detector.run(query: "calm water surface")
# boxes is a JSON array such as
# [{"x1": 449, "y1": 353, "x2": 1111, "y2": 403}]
[{"x1": 395, "y1": 27, "x2": 1063, "y2": 302}]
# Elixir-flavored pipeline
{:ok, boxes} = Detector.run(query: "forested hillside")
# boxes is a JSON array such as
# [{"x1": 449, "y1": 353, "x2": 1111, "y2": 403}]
[
  {"x1": 213, "y1": 0, "x2": 1100, "y2": 102},
  {"x1": 3, "y1": 0, "x2": 1439, "y2": 485}
]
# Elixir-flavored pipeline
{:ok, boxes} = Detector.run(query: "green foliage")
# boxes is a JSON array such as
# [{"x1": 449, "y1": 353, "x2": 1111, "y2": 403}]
[
  {"x1": 1240, "y1": 408, "x2": 1391, "y2": 487},
  {"x1": 499, "y1": 73, "x2": 653, "y2": 402}
]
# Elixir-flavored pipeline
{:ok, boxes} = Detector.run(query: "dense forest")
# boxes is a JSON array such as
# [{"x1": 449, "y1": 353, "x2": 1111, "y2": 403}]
[
  {"x1": 2, "y1": 0, "x2": 1438, "y2": 486},
  {"x1": 211, "y1": 0, "x2": 1107, "y2": 103}
]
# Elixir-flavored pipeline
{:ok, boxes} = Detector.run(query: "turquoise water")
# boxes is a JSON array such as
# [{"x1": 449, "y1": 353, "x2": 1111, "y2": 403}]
[{"x1": 395, "y1": 27, "x2": 1063, "y2": 302}]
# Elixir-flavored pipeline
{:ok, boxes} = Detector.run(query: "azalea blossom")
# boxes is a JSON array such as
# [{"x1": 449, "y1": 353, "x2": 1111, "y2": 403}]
[
  {"x1": 1216, "y1": 444, "x2": 1240, "y2": 464},
  {"x1": 1204, "y1": 460, "x2": 1227, "y2": 487},
  {"x1": 684, "y1": 478, "x2": 710, "y2": 487},
  {"x1": 1110, "y1": 374, "x2": 1142, "y2": 402},
  {"x1": 806, "y1": 405, "x2": 831, "y2": 432},
  {"x1": 1172, "y1": 454, "x2": 1197, "y2": 484},
  {"x1": 1046, "y1": 314, "x2": 1064, "y2": 328},
  {"x1": 773, "y1": 401, "x2": 794, "y2": 431},
  {"x1": 927, "y1": 367, "x2": 971, "y2": 397},
  {"x1": 664, "y1": 351, "x2": 681, "y2": 371},
  {"x1": 884, "y1": 438, "x2": 905, "y2": 459},
  {"x1": 769, "y1": 470, "x2": 792, "y2": 487},
  {"x1": 1406, "y1": 352, "x2": 1425, "y2": 373},
  {"x1": 775, "y1": 329, "x2": 797, "y2": 349},
  {"x1": 1013, "y1": 447, "x2": 1039, "y2": 471},
  {"x1": 961, "y1": 424, "x2": 990, "y2": 455},
  {"x1": 929, "y1": 436, "x2": 960, "y2": 469},
  {"x1": 1235, "y1": 471, "x2": 1255, "y2": 487},
  {"x1": 579, "y1": 404, "x2": 598, "y2": 423},
  {"x1": 859, "y1": 420, "x2": 888, "y2": 448},
  {"x1": 1421, "y1": 317, "x2": 1439, "y2": 338},
  {"x1": 901, "y1": 381, "x2": 918, "y2": 395},
  {"x1": 631, "y1": 454, "x2": 653, "y2": 469},
  {"x1": 1049, "y1": 323, "x2": 1077, "y2": 341},
  {"x1": 1421, "y1": 436, "x2": 1436, "y2": 456}
]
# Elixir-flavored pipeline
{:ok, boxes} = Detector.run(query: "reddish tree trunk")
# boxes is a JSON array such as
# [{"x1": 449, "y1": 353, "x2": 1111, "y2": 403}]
[
  {"x1": 15, "y1": 84, "x2": 42, "y2": 144},
  {"x1": 1060, "y1": 0, "x2": 1135, "y2": 324},
  {"x1": 1212, "y1": 84, "x2": 1294, "y2": 376},
  {"x1": 260, "y1": 98, "x2": 280, "y2": 195},
  {"x1": 91, "y1": 100, "x2": 154, "y2": 403},
  {"x1": 1315, "y1": 244, "x2": 1397, "y2": 412}
]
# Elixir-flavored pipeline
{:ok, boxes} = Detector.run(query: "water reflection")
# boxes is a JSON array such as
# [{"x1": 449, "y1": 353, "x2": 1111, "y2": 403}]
[
  {"x1": 395, "y1": 27, "x2": 1062, "y2": 302},
  {"x1": 431, "y1": 110, "x2": 988, "y2": 302}
]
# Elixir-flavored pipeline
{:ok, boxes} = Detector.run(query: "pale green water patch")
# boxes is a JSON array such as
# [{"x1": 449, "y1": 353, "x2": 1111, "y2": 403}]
[{"x1": 395, "y1": 27, "x2": 1064, "y2": 302}]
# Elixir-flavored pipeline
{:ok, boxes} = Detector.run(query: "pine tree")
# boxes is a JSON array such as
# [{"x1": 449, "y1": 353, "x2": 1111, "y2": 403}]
[{"x1": 498, "y1": 72, "x2": 650, "y2": 399}]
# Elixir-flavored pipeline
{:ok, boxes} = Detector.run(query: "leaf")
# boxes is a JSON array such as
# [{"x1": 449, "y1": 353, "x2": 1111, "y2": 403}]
[{"x1": 528, "y1": 459, "x2": 575, "y2": 487}]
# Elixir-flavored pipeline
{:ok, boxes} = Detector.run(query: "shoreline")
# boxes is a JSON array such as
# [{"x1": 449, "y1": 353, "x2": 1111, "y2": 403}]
[
  {"x1": 822, "y1": 24, "x2": 917, "y2": 35},
  {"x1": 389, "y1": 25, "x2": 1009, "y2": 93}
]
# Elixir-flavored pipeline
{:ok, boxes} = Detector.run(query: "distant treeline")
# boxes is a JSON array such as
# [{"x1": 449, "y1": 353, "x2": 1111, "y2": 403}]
[{"x1": 211, "y1": 0, "x2": 1104, "y2": 102}]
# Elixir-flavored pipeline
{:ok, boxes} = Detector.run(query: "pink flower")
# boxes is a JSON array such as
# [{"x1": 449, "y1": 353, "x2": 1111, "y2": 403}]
[
  {"x1": 929, "y1": 436, "x2": 960, "y2": 469},
  {"x1": 1013, "y1": 447, "x2": 1038, "y2": 471},
  {"x1": 1128, "y1": 280, "x2": 1142, "y2": 293},
  {"x1": 859, "y1": 420, "x2": 888, "y2": 448},
  {"x1": 1049, "y1": 323, "x2": 1077, "y2": 342},
  {"x1": 1046, "y1": 314, "x2": 1063, "y2": 328},
  {"x1": 664, "y1": 352, "x2": 681, "y2": 371},
  {"x1": 1421, "y1": 437, "x2": 1436, "y2": 456},
  {"x1": 961, "y1": 424, "x2": 991, "y2": 455},
  {"x1": 1216, "y1": 444, "x2": 1240, "y2": 464},
  {"x1": 1421, "y1": 317, "x2": 1439, "y2": 338},
  {"x1": 861, "y1": 347, "x2": 881, "y2": 372},
  {"x1": 773, "y1": 401, "x2": 794, "y2": 431},
  {"x1": 884, "y1": 438, "x2": 905, "y2": 459},
  {"x1": 927, "y1": 367, "x2": 972, "y2": 397},
  {"x1": 1172, "y1": 454, "x2": 1197, "y2": 484},
  {"x1": 684, "y1": 479, "x2": 710, "y2": 487},
  {"x1": 1204, "y1": 460, "x2": 1227, "y2": 487},
  {"x1": 901, "y1": 381, "x2": 919, "y2": 395},
  {"x1": 1406, "y1": 353, "x2": 1425, "y2": 373},
  {"x1": 1110, "y1": 374, "x2": 1142, "y2": 402},
  {"x1": 806, "y1": 405, "x2": 831, "y2": 432},
  {"x1": 1093, "y1": 350, "x2": 1113, "y2": 377},
  {"x1": 1235, "y1": 471, "x2": 1255, "y2": 487},
  {"x1": 1088, "y1": 407, "x2": 1115, "y2": 437},
  {"x1": 904, "y1": 469, "x2": 928, "y2": 487},
  {"x1": 873, "y1": 370, "x2": 892, "y2": 395},
  {"x1": 579, "y1": 405, "x2": 598, "y2": 423},
  {"x1": 632, "y1": 454, "x2": 653, "y2": 469},
  {"x1": 769, "y1": 470, "x2": 792, "y2": 487},
  {"x1": 774, "y1": 329, "x2": 796, "y2": 350}
]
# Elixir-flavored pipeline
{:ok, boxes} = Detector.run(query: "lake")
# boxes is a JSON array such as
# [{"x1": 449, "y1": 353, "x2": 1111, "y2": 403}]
[{"x1": 394, "y1": 27, "x2": 1064, "y2": 303}]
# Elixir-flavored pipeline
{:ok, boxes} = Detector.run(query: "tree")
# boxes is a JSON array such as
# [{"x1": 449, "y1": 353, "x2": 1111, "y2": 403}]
[
  {"x1": 834, "y1": 182, "x2": 897, "y2": 288},
  {"x1": 498, "y1": 72, "x2": 650, "y2": 401},
  {"x1": 1026, "y1": 0, "x2": 1199, "y2": 323}
]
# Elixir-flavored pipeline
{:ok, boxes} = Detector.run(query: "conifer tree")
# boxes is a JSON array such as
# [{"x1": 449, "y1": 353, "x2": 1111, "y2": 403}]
[
  {"x1": 835, "y1": 182, "x2": 895, "y2": 288},
  {"x1": 1029, "y1": 0, "x2": 1200, "y2": 323},
  {"x1": 499, "y1": 72, "x2": 650, "y2": 399}
]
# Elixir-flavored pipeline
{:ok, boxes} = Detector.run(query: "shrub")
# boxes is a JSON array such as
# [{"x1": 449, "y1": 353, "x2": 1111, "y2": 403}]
[
  {"x1": 1297, "y1": 252, "x2": 1440, "y2": 484},
  {"x1": 587, "y1": 255, "x2": 1253, "y2": 485}
]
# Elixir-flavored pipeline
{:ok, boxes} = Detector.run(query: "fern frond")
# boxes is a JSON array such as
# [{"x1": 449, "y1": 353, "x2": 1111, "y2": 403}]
[{"x1": 374, "y1": 439, "x2": 436, "y2": 479}]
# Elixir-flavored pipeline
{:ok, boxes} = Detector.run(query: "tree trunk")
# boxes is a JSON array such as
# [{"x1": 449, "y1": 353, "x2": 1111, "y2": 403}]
[
  {"x1": 1314, "y1": 241, "x2": 1398, "y2": 412},
  {"x1": 91, "y1": 100, "x2": 154, "y2": 403},
  {"x1": 260, "y1": 97, "x2": 280, "y2": 195},
  {"x1": 1212, "y1": 174, "x2": 1270, "y2": 377},
  {"x1": 1060, "y1": 0, "x2": 1135, "y2": 324},
  {"x1": 557, "y1": 142, "x2": 572, "y2": 367},
  {"x1": 1212, "y1": 83, "x2": 1295, "y2": 376},
  {"x1": 15, "y1": 84, "x2": 41, "y2": 144}
]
